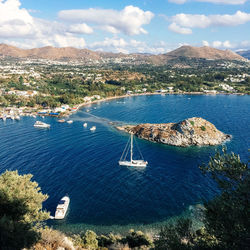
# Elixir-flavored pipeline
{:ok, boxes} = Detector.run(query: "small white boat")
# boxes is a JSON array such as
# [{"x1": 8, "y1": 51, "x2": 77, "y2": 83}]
[
  {"x1": 34, "y1": 121, "x2": 50, "y2": 128},
  {"x1": 32, "y1": 115, "x2": 37, "y2": 118},
  {"x1": 67, "y1": 120, "x2": 73, "y2": 124},
  {"x1": 2, "y1": 116, "x2": 6, "y2": 121},
  {"x1": 15, "y1": 115, "x2": 20, "y2": 120},
  {"x1": 54, "y1": 196, "x2": 70, "y2": 220},
  {"x1": 58, "y1": 119, "x2": 65, "y2": 123},
  {"x1": 10, "y1": 116, "x2": 15, "y2": 120},
  {"x1": 83, "y1": 123, "x2": 87, "y2": 127},
  {"x1": 119, "y1": 133, "x2": 148, "y2": 168},
  {"x1": 90, "y1": 126, "x2": 96, "y2": 131}
]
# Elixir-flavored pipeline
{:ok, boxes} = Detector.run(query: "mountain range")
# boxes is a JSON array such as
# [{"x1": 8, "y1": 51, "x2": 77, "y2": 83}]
[{"x1": 0, "y1": 44, "x2": 246, "y2": 64}]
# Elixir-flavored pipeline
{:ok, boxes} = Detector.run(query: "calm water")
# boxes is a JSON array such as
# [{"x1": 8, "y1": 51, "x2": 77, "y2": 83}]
[{"x1": 0, "y1": 94, "x2": 249, "y2": 233}]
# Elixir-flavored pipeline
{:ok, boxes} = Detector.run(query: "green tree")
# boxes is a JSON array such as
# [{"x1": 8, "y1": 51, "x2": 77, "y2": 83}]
[
  {"x1": 122, "y1": 229, "x2": 153, "y2": 249},
  {"x1": 82, "y1": 230, "x2": 98, "y2": 249},
  {"x1": 199, "y1": 148, "x2": 249, "y2": 250},
  {"x1": 155, "y1": 219, "x2": 194, "y2": 250},
  {"x1": 0, "y1": 170, "x2": 49, "y2": 249}
]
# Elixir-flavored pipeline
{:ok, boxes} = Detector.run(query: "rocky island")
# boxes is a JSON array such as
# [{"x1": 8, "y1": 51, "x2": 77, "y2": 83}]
[{"x1": 116, "y1": 117, "x2": 231, "y2": 147}]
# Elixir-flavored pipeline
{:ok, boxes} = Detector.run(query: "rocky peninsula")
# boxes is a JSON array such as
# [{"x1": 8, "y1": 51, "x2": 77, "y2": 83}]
[{"x1": 116, "y1": 117, "x2": 231, "y2": 147}]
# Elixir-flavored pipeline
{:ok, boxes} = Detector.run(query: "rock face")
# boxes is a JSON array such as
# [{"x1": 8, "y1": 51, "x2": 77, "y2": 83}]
[{"x1": 117, "y1": 117, "x2": 231, "y2": 147}]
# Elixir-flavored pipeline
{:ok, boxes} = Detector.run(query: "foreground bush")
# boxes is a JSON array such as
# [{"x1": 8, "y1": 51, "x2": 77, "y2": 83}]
[{"x1": 0, "y1": 170, "x2": 49, "y2": 249}]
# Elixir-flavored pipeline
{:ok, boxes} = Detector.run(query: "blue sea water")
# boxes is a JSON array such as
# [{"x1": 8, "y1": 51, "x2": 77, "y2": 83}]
[{"x1": 0, "y1": 94, "x2": 249, "y2": 234}]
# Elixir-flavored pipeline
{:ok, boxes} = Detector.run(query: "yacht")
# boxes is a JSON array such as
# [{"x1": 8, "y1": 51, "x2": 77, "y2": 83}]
[
  {"x1": 83, "y1": 123, "x2": 87, "y2": 127},
  {"x1": 54, "y1": 195, "x2": 70, "y2": 220},
  {"x1": 34, "y1": 121, "x2": 50, "y2": 128},
  {"x1": 119, "y1": 133, "x2": 148, "y2": 168},
  {"x1": 67, "y1": 120, "x2": 73, "y2": 124},
  {"x1": 90, "y1": 126, "x2": 96, "y2": 131}
]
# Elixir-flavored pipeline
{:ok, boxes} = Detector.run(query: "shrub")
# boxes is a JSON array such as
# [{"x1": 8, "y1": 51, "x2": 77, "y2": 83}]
[
  {"x1": 190, "y1": 121, "x2": 194, "y2": 126},
  {"x1": 122, "y1": 229, "x2": 153, "y2": 249},
  {"x1": 201, "y1": 126, "x2": 206, "y2": 131}
]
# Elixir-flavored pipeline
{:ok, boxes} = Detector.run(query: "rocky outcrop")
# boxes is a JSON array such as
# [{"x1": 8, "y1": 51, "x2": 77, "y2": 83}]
[{"x1": 116, "y1": 117, "x2": 231, "y2": 147}]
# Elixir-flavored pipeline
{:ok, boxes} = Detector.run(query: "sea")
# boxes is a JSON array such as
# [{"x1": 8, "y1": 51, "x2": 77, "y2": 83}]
[{"x1": 0, "y1": 94, "x2": 249, "y2": 234}]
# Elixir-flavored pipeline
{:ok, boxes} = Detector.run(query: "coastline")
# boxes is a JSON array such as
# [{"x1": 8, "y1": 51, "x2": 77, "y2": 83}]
[
  {"x1": 0, "y1": 91, "x2": 247, "y2": 120},
  {"x1": 67, "y1": 91, "x2": 247, "y2": 117}
]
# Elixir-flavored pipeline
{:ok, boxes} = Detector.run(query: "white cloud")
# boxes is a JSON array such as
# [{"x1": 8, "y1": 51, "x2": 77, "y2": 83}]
[
  {"x1": 88, "y1": 37, "x2": 169, "y2": 54},
  {"x1": 0, "y1": 0, "x2": 87, "y2": 48},
  {"x1": 197, "y1": 0, "x2": 247, "y2": 4},
  {"x1": 168, "y1": 0, "x2": 187, "y2": 3},
  {"x1": 0, "y1": 0, "x2": 35, "y2": 37},
  {"x1": 202, "y1": 40, "x2": 210, "y2": 46},
  {"x1": 200, "y1": 40, "x2": 250, "y2": 50},
  {"x1": 58, "y1": 5, "x2": 154, "y2": 35},
  {"x1": 169, "y1": 11, "x2": 250, "y2": 34},
  {"x1": 168, "y1": 0, "x2": 248, "y2": 4},
  {"x1": 212, "y1": 40, "x2": 233, "y2": 48},
  {"x1": 68, "y1": 23, "x2": 93, "y2": 34},
  {"x1": 168, "y1": 22, "x2": 192, "y2": 34}
]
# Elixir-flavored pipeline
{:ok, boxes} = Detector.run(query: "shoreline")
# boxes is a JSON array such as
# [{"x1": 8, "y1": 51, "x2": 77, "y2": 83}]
[
  {"x1": 0, "y1": 91, "x2": 248, "y2": 119},
  {"x1": 67, "y1": 91, "x2": 247, "y2": 117}
]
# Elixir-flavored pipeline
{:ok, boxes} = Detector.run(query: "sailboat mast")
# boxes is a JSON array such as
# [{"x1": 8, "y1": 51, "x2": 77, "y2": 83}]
[{"x1": 130, "y1": 133, "x2": 133, "y2": 162}]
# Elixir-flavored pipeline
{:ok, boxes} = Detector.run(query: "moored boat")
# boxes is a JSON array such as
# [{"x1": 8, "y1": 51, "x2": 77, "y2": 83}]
[
  {"x1": 67, "y1": 120, "x2": 73, "y2": 124},
  {"x1": 34, "y1": 121, "x2": 50, "y2": 128},
  {"x1": 58, "y1": 119, "x2": 65, "y2": 123},
  {"x1": 119, "y1": 133, "x2": 148, "y2": 168},
  {"x1": 90, "y1": 126, "x2": 96, "y2": 131},
  {"x1": 83, "y1": 123, "x2": 87, "y2": 127},
  {"x1": 54, "y1": 195, "x2": 70, "y2": 219}
]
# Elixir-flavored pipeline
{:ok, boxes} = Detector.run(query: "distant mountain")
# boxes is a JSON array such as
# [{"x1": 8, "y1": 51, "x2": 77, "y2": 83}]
[
  {"x1": 237, "y1": 50, "x2": 250, "y2": 60},
  {"x1": 0, "y1": 44, "x2": 245, "y2": 63},
  {"x1": 149, "y1": 46, "x2": 244, "y2": 64}
]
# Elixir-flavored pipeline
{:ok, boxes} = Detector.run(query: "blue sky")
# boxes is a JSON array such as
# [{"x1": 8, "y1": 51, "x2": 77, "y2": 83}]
[{"x1": 0, "y1": 0, "x2": 250, "y2": 53}]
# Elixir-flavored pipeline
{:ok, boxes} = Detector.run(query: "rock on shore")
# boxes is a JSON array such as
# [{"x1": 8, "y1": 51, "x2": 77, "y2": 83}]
[{"x1": 116, "y1": 117, "x2": 231, "y2": 147}]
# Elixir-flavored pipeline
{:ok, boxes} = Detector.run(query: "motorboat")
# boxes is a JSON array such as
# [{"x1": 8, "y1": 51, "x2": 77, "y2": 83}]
[
  {"x1": 67, "y1": 120, "x2": 73, "y2": 124},
  {"x1": 58, "y1": 119, "x2": 65, "y2": 123},
  {"x1": 54, "y1": 195, "x2": 70, "y2": 219},
  {"x1": 119, "y1": 133, "x2": 148, "y2": 168},
  {"x1": 90, "y1": 126, "x2": 96, "y2": 131},
  {"x1": 34, "y1": 121, "x2": 50, "y2": 128},
  {"x1": 83, "y1": 123, "x2": 87, "y2": 127}
]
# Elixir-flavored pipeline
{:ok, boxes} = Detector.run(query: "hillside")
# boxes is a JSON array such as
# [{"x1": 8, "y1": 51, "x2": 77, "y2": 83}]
[
  {"x1": 0, "y1": 43, "x2": 245, "y2": 63},
  {"x1": 149, "y1": 46, "x2": 245, "y2": 64}
]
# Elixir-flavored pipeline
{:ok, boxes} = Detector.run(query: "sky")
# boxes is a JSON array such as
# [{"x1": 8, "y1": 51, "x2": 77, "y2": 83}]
[{"x1": 0, "y1": 0, "x2": 250, "y2": 54}]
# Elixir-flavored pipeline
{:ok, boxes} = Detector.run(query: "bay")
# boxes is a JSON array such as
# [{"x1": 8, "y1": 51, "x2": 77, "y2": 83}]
[{"x1": 0, "y1": 94, "x2": 249, "y2": 233}]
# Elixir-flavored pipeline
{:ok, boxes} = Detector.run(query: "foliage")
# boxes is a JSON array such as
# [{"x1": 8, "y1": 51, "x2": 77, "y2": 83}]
[
  {"x1": 121, "y1": 229, "x2": 153, "y2": 249},
  {"x1": 201, "y1": 126, "x2": 206, "y2": 131},
  {"x1": 155, "y1": 149, "x2": 249, "y2": 250},
  {"x1": 190, "y1": 121, "x2": 194, "y2": 126},
  {"x1": 199, "y1": 148, "x2": 250, "y2": 250},
  {"x1": 0, "y1": 170, "x2": 49, "y2": 249},
  {"x1": 34, "y1": 227, "x2": 74, "y2": 250},
  {"x1": 73, "y1": 230, "x2": 99, "y2": 249},
  {"x1": 154, "y1": 218, "x2": 195, "y2": 250}
]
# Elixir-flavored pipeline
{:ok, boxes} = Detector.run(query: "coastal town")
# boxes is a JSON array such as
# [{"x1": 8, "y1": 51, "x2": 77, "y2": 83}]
[{"x1": 0, "y1": 55, "x2": 249, "y2": 121}]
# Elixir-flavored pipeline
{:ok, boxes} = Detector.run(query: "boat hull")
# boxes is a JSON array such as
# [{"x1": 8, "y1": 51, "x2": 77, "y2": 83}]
[
  {"x1": 54, "y1": 196, "x2": 70, "y2": 220},
  {"x1": 119, "y1": 160, "x2": 148, "y2": 167}
]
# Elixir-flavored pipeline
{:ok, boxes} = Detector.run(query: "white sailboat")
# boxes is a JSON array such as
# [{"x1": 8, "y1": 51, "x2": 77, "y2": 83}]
[{"x1": 119, "y1": 133, "x2": 148, "y2": 167}]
